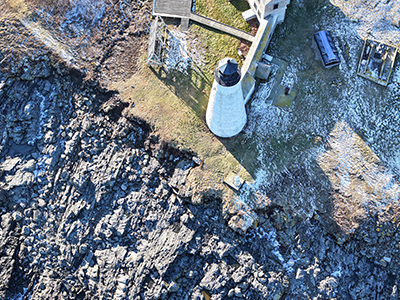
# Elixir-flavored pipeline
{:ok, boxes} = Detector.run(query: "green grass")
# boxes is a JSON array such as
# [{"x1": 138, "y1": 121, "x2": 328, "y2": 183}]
[
  {"x1": 191, "y1": 0, "x2": 250, "y2": 71},
  {"x1": 195, "y1": 0, "x2": 250, "y2": 27}
]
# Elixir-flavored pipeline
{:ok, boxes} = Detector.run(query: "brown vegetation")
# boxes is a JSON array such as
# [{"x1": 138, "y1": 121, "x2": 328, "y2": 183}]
[{"x1": 318, "y1": 120, "x2": 400, "y2": 234}]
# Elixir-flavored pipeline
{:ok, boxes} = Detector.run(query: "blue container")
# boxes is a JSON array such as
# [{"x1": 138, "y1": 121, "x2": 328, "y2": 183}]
[{"x1": 314, "y1": 30, "x2": 341, "y2": 68}]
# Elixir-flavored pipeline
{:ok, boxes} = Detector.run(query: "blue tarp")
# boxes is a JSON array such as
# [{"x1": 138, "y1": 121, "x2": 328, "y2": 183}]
[{"x1": 314, "y1": 30, "x2": 340, "y2": 67}]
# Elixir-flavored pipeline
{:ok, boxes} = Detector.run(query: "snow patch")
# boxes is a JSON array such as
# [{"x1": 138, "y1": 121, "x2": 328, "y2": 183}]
[
  {"x1": 249, "y1": 225, "x2": 295, "y2": 273},
  {"x1": 330, "y1": 0, "x2": 400, "y2": 45},
  {"x1": 165, "y1": 30, "x2": 191, "y2": 73},
  {"x1": 21, "y1": 20, "x2": 76, "y2": 66},
  {"x1": 243, "y1": 1, "x2": 400, "y2": 220},
  {"x1": 281, "y1": 60, "x2": 299, "y2": 89},
  {"x1": 165, "y1": 30, "x2": 204, "y2": 74},
  {"x1": 62, "y1": 0, "x2": 110, "y2": 33}
]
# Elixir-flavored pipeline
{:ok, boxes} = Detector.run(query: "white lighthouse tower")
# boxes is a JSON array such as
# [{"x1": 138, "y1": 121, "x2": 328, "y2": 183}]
[{"x1": 206, "y1": 58, "x2": 246, "y2": 138}]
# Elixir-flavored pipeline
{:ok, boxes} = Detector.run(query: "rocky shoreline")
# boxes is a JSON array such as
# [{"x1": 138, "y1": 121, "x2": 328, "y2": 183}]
[
  {"x1": 1, "y1": 0, "x2": 400, "y2": 299},
  {"x1": 0, "y1": 53, "x2": 399, "y2": 299}
]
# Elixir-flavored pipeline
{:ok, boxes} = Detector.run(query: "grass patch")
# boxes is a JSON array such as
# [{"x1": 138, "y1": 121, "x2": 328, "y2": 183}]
[
  {"x1": 195, "y1": 0, "x2": 250, "y2": 27},
  {"x1": 191, "y1": 0, "x2": 250, "y2": 71},
  {"x1": 116, "y1": 64, "x2": 250, "y2": 199},
  {"x1": 114, "y1": 4, "x2": 256, "y2": 199},
  {"x1": 5, "y1": 0, "x2": 28, "y2": 17}
]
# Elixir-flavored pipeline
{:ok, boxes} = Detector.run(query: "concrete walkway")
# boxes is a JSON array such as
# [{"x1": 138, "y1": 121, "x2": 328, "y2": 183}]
[
  {"x1": 240, "y1": 16, "x2": 277, "y2": 102},
  {"x1": 189, "y1": 13, "x2": 255, "y2": 43}
]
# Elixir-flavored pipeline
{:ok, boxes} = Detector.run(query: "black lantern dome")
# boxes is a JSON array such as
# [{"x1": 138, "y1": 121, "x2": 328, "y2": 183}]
[{"x1": 214, "y1": 58, "x2": 241, "y2": 87}]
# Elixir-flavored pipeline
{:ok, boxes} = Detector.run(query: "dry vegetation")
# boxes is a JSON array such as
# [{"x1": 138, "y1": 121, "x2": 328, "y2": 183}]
[
  {"x1": 318, "y1": 120, "x2": 400, "y2": 234},
  {"x1": 7, "y1": 0, "x2": 152, "y2": 84}
]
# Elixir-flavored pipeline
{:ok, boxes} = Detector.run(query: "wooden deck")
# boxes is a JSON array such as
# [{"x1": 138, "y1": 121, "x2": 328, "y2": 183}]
[
  {"x1": 190, "y1": 13, "x2": 254, "y2": 42},
  {"x1": 153, "y1": 0, "x2": 192, "y2": 18}
]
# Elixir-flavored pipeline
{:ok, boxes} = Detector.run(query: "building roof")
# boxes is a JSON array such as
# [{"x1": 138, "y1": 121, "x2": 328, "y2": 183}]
[
  {"x1": 314, "y1": 30, "x2": 340, "y2": 68},
  {"x1": 214, "y1": 58, "x2": 241, "y2": 87}
]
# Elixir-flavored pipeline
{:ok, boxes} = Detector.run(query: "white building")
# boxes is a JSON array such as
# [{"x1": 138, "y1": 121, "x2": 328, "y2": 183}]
[{"x1": 245, "y1": 0, "x2": 290, "y2": 23}]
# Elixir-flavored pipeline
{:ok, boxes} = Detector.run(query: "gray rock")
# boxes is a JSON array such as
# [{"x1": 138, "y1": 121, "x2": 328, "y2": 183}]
[
  {"x1": 22, "y1": 225, "x2": 30, "y2": 236},
  {"x1": 199, "y1": 263, "x2": 229, "y2": 292},
  {"x1": 121, "y1": 183, "x2": 128, "y2": 191},
  {"x1": 70, "y1": 172, "x2": 90, "y2": 194},
  {"x1": 383, "y1": 256, "x2": 392, "y2": 264},
  {"x1": 234, "y1": 286, "x2": 243, "y2": 297},
  {"x1": 64, "y1": 132, "x2": 81, "y2": 156},
  {"x1": 79, "y1": 244, "x2": 89, "y2": 255},
  {"x1": 192, "y1": 156, "x2": 202, "y2": 166},
  {"x1": 169, "y1": 160, "x2": 193, "y2": 198},
  {"x1": 12, "y1": 211, "x2": 23, "y2": 222},
  {"x1": 228, "y1": 289, "x2": 235, "y2": 297},
  {"x1": 295, "y1": 268, "x2": 306, "y2": 280},
  {"x1": 168, "y1": 281, "x2": 179, "y2": 293},
  {"x1": 318, "y1": 276, "x2": 338, "y2": 298}
]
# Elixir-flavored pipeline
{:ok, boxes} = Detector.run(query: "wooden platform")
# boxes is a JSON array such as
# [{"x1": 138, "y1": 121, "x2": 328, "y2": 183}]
[
  {"x1": 153, "y1": 0, "x2": 192, "y2": 18},
  {"x1": 190, "y1": 13, "x2": 254, "y2": 43},
  {"x1": 357, "y1": 39, "x2": 398, "y2": 87}
]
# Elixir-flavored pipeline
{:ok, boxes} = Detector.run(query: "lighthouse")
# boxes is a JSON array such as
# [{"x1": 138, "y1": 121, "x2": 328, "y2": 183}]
[{"x1": 206, "y1": 58, "x2": 247, "y2": 138}]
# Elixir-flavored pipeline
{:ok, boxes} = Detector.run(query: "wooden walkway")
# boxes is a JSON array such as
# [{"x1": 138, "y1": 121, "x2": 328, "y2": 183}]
[
  {"x1": 190, "y1": 13, "x2": 254, "y2": 43},
  {"x1": 152, "y1": 0, "x2": 254, "y2": 42}
]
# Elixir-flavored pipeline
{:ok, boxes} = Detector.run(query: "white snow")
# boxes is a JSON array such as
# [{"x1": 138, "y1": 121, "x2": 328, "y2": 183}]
[
  {"x1": 62, "y1": 0, "x2": 110, "y2": 33},
  {"x1": 21, "y1": 20, "x2": 76, "y2": 66},
  {"x1": 164, "y1": 29, "x2": 205, "y2": 74},
  {"x1": 280, "y1": 59, "x2": 299, "y2": 89},
  {"x1": 330, "y1": 0, "x2": 400, "y2": 46}
]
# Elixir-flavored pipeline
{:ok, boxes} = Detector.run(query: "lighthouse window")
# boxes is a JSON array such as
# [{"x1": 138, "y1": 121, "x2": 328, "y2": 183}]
[{"x1": 273, "y1": 3, "x2": 279, "y2": 9}]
